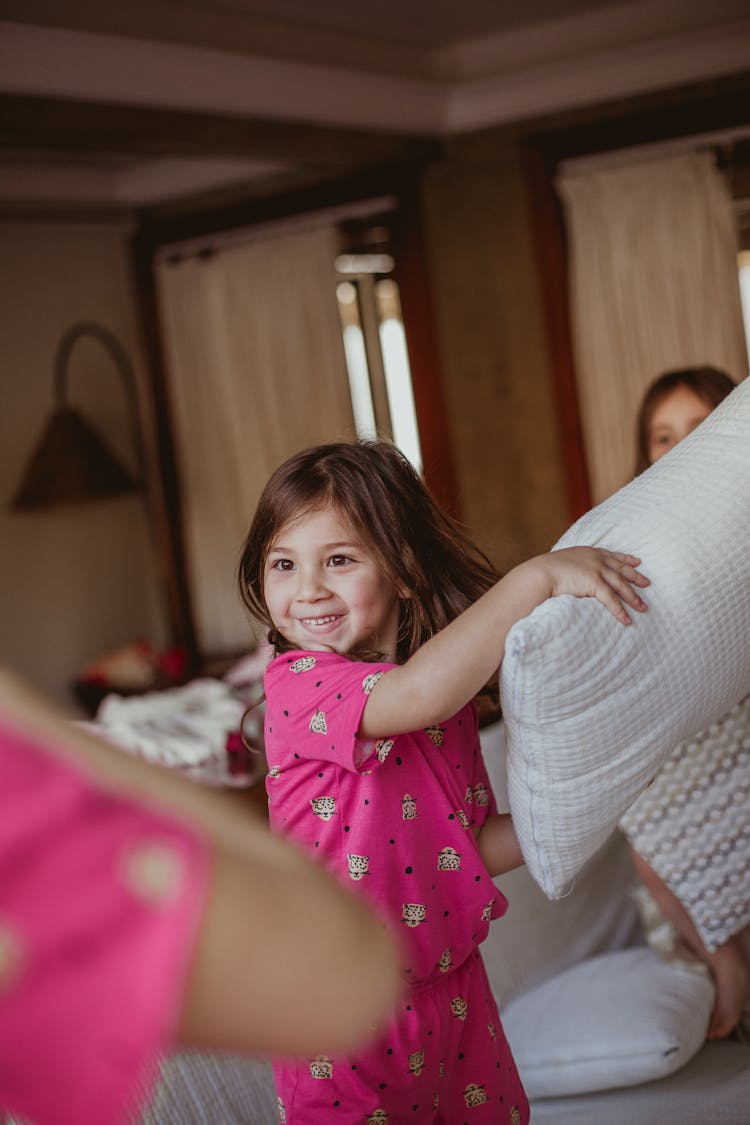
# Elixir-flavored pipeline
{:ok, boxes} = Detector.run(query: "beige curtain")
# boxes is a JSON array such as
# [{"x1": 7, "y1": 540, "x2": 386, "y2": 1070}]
[
  {"x1": 558, "y1": 151, "x2": 747, "y2": 502},
  {"x1": 156, "y1": 224, "x2": 355, "y2": 655}
]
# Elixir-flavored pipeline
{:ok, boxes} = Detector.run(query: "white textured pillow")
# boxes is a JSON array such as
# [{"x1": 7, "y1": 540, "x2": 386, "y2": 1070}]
[
  {"x1": 501, "y1": 378, "x2": 750, "y2": 898},
  {"x1": 502, "y1": 947, "x2": 714, "y2": 1098},
  {"x1": 620, "y1": 693, "x2": 750, "y2": 951}
]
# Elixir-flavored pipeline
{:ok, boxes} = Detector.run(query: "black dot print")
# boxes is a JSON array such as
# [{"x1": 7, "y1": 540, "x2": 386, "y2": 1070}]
[{"x1": 405, "y1": 866, "x2": 413, "y2": 874}]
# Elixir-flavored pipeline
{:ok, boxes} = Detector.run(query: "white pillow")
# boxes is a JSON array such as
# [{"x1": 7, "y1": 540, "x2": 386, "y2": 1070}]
[
  {"x1": 479, "y1": 722, "x2": 642, "y2": 1010},
  {"x1": 501, "y1": 377, "x2": 750, "y2": 898},
  {"x1": 502, "y1": 948, "x2": 714, "y2": 1098},
  {"x1": 620, "y1": 692, "x2": 750, "y2": 951}
]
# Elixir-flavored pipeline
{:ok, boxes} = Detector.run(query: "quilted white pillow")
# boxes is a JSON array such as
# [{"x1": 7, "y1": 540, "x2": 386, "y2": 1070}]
[
  {"x1": 501, "y1": 377, "x2": 750, "y2": 898},
  {"x1": 502, "y1": 948, "x2": 714, "y2": 1098}
]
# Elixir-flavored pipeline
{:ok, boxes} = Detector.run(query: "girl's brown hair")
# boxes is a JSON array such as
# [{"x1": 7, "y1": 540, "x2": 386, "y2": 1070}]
[
  {"x1": 238, "y1": 440, "x2": 499, "y2": 664},
  {"x1": 634, "y1": 366, "x2": 736, "y2": 476}
]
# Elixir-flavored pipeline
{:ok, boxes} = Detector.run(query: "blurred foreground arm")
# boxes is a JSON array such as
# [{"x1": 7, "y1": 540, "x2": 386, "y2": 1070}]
[{"x1": 0, "y1": 668, "x2": 401, "y2": 1059}]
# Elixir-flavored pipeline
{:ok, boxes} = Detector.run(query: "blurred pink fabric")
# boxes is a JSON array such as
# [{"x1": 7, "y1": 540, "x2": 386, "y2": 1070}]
[{"x1": 0, "y1": 714, "x2": 210, "y2": 1125}]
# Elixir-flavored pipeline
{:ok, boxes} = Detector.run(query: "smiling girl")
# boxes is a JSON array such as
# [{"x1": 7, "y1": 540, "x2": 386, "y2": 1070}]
[{"x1": 238, "y1": 439, "x2": 648, "y2": 1125}]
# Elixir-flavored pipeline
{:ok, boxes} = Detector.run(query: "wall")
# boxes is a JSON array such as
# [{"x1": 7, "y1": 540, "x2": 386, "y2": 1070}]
[
  {"x1": 0, "y1": 220, "x2": 169, "y2": 710},
  {"x1": 420, "y1": 132, "x2": 569, "y2": 572},
  {"x1": 0, "y1": 150, "x2": 570, "y2": 708}
]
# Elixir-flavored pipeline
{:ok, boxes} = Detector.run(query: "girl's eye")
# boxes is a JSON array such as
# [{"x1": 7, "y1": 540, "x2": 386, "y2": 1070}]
[
  {"x1": 270, "y1": 558, "x2": 294, "y2": 572},
  {"x1": 328, "y1": 554, "x2": 353, "y2": 567}
]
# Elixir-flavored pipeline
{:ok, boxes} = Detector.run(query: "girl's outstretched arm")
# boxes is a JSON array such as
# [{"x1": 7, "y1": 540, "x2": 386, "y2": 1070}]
[{"x1": 361, "y1": 547, "x2": 649, "y2": 738}]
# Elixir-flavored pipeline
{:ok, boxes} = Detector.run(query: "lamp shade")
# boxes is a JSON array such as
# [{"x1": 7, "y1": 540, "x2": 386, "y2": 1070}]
[
  {"x1": 9, "y1": 321, "x2": 145, "y2": 513},
  {"x1": 11, "y1": 405, "x2": 140, "y2": 510}
]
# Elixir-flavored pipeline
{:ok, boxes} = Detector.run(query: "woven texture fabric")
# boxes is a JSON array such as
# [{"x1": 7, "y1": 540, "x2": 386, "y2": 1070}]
[
  {"x1": 500, "y1": 378, "x2": 750, "y2": 898},
  {"x1": 620, "y1": 694, "x2": 750, "y2": 951},
  {"x1": 136, "y1": 1052, "x2": 278, "y2": 1124}
]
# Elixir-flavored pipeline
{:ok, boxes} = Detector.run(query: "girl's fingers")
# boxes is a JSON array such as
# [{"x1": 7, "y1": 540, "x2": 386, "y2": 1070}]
[
  {"x1": 600, "y1": 565, "x2": 648, "y2": 617},
  {"x1": 596, "y1": 584, "x2": 633, "y2": 624},
  {"x1": 604, "y1": 551, "x2": 650, "y2": 588}
]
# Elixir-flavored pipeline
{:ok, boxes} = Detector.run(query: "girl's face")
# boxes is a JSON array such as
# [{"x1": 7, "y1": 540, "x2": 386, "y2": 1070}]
[
  {"x1": 263, "y1": 505, "x2": 401, "y2": 660},
  {"x1": 646, "y1": 384, "x2": 713, "y2": 465}
]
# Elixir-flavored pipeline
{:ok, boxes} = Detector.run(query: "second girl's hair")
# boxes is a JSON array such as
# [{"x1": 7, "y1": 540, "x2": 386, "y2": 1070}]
[
  {"x1": 634, "y1": 365, "x2": 736, "y2": 475},
  {"x1": 238, "y1": 440, "x2": 499, "y2": 663}
]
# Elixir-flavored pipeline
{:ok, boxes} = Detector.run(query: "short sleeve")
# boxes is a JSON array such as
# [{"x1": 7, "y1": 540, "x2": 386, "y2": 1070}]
[
  {"x1": 264, "y1": 652, "x2": 394, "y2": 773},
  {"x1": 0, "y1": 716, "x2": 211, "y2": 1125}
]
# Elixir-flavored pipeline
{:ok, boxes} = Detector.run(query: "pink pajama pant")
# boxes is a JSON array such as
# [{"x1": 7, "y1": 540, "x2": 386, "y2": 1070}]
[{"x1": 273, "y1": 948, "x2": 529, "y2": 1125}]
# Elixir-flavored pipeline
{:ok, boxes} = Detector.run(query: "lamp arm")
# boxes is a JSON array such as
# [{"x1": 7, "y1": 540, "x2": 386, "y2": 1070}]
[{"x1": 53, "y1": 321, "x2": 146, "y2": 475}]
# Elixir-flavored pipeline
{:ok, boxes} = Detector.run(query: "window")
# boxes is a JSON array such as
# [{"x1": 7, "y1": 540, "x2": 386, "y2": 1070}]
[
  {"x1": 739, "y1": 249, "x2": 750, "y2": 370},
  {"x1": 335, "y1": 219, "x2": 422, "y2": 473}
]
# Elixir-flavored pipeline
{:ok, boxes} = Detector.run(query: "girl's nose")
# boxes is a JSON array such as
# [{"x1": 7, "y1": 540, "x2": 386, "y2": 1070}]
[{"x1": 295, "y1": 566, "x2": 328, "y2": 601}]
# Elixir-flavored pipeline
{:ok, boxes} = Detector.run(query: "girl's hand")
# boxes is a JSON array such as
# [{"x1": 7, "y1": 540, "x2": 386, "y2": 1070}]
[{"x1": 536, "y1": 547, "x2": 649, "y2": 625}]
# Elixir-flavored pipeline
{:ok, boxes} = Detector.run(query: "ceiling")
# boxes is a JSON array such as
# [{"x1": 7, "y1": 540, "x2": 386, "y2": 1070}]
[{"x1": 0, "y1": 0, "x2": 749, "y2": 211}]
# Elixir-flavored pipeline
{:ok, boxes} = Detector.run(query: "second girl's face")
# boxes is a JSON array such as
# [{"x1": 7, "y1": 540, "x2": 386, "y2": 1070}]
[
  {"x1": 647, "y1": 384, "x2": 713, "y2": 465},
  {"x1": 264, "y1": 505, "x2": 401, "y2": 659}
]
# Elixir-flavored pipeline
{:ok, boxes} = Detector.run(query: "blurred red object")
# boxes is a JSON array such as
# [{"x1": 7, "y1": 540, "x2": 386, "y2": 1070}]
[
  {"x1": 72, "y1": 640, "x2": 189, "y2": 715},
  {"x1": 158, "y1": 647, "x2": 188, "y2": 682}
]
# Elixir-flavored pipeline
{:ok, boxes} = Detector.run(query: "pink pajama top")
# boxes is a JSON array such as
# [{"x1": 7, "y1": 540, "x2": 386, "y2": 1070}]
[
  {"x1": 0, "y1": 712, "x2": 210, "y2": 1125},
  {"x1": 264, "y1": 651, "x2": 506, "y2": 986}
]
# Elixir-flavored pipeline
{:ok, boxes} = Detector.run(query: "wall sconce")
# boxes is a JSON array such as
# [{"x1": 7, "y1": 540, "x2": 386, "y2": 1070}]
[{"x1": 10, "y1": 321, "x2": 145, "y2": 511}]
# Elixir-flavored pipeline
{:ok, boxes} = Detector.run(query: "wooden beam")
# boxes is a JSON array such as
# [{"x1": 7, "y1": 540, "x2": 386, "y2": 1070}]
[
  {"x1": 0, "y1": 93, "x2": 441, "y2": 167},
  {"x1": 524, "y1": 70, "x2": 750, "y2": 165},
  {"x1": 133, "y1": 159, "x2": 440, "y2": 249}
]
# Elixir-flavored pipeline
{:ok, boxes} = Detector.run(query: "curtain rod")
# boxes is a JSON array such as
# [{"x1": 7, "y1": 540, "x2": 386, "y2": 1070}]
[
  {"x1": 154, "y1": 194, "x2": 398, "y2": 264},
  {"x1": 558, "y1": 125, "x2": 750, "y2": 178}
]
